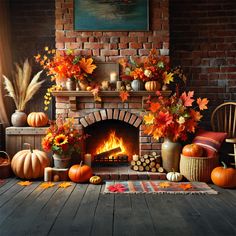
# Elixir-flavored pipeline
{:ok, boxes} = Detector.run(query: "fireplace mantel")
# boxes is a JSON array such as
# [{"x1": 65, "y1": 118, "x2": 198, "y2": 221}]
[{"x1": 52, "y1": 90, "x2": 172, "y2": 111}]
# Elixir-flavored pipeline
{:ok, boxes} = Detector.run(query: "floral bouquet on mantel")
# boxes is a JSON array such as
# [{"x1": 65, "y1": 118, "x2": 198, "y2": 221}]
[
  {"x1": 35, "y1": 47, "x2": 97, "y2": 110},
  {"x1": 143, "y1": 90, "x2": 209, "y2": 142},
  {"x1": 119, "y1": 49, "x2": 185, "y2": 88},
  {"x1": 41, "y1": 117, "x2": 83, "y2": 156}
]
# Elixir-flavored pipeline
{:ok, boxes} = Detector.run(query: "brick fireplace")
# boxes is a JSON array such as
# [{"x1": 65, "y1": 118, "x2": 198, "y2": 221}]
[
  {"x1": 53, "y1": 91, "x2": 170, "y2": 162},
  {"x1": 53, "y1": 0, "x2": 170, "y2": 178}
]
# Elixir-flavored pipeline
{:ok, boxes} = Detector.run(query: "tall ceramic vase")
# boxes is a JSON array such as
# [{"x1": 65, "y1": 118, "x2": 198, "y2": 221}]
[
  {"x1": 161, "y1": 137, "x2": 182, "y2": 172},
  {"x1": 66, "y1": 78, "x2": 76, "y2": 90},
  {"x1": 11, "y1": 110, "x2": 27, "y2": 127}
]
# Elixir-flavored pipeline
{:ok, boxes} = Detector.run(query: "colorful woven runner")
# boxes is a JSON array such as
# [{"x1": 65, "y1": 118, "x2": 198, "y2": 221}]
[{"x1": 103, "y1": 181, "x2": 218, "y2": 194}]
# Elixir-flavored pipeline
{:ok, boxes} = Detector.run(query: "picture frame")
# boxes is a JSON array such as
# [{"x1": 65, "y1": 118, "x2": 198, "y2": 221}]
[{"x1": 74, "y1": 0, "x2": 149, "y2": 31}]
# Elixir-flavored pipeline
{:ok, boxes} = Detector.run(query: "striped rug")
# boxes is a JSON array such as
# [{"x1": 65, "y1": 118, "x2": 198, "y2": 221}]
[{"x1": 103, "y1": 181, "x2": 218, "y2": 194}]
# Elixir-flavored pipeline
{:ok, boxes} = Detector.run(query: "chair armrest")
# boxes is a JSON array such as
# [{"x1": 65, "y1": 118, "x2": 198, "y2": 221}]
[{"x1": 225, "y1": 138, "x2": 236, "y2": 143}]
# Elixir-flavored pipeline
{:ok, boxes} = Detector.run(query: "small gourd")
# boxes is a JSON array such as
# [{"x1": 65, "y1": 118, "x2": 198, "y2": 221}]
[
  {"x1": 145, "y1": 81, "x2": 161, "y2": 91},
  {"x1": 166, "y1": 169, "x2": 183, "y2": 182},
  {"x1": 89, "y1": 176, "x2": 102, "y2": 185}
]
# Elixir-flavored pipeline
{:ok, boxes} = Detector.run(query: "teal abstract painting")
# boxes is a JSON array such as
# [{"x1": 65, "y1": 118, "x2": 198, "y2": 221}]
[{"x1": 74, "y1": 0, "x2": 149, "y2": 31}]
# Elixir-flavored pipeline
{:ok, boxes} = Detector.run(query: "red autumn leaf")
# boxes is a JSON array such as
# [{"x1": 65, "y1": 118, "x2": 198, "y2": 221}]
[
  {"x1": 119, "y1": 91, "x2": 130, "y2": 102},
  {"x1": 179, "y1": 183, "x2": 192, "y2": 191},
  {"x1": 149, "y1": 102, "x2": 160, "y2": 113},
  {"x1": 197, "y1": 98, "x2": 209, "y2": 110},
  {"x1": 108, "y1": 183, "x2": 126, "y2": 192},
  {"x1": 180, "y1": 91, "x2": 194, "y2": 107}
]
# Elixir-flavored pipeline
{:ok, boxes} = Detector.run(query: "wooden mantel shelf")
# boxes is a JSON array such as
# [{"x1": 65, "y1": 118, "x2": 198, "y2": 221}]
[
  {"x1": 52, "y1": 90, "x2": 171, "y2": 97},
  {"x1": 52, "y1": 90, "x2": 172, "y2": 111}
]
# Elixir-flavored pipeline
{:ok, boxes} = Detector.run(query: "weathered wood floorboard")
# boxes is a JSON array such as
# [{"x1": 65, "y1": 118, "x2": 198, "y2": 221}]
[{"x1": 0, "y1": 179, "x2": 235, "y2": 236}]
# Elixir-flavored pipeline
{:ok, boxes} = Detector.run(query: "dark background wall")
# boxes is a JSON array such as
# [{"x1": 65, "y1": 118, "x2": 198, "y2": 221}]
[
  {"x1": 8, "y1": 0, "x2": 236, "y2": 127},
  {"x1": 170, "y1": 0, "x2": 236, "y2": 125}
]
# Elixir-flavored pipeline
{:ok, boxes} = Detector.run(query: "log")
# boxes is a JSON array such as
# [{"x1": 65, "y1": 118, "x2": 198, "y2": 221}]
[
  {"x1": 158, "y1": 167, "x2": 164, "y2": 173},
  {"x1": 138, "y1": 166, "x2": 144, "y2": 172},
  {"x1": 94, "y1": 147, "x2": 121, "y2": 159},
  {"x1": 133, "y1": 165, "x2": 139, "y2": 171},
  {"x1": 130, "y1": 160, "x2": 136, "y2": 166}
]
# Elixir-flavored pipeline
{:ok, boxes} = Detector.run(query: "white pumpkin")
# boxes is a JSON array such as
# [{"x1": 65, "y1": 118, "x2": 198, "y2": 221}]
[{"x1": 166, "y1": 170, "x2": 183, "y2": 182}]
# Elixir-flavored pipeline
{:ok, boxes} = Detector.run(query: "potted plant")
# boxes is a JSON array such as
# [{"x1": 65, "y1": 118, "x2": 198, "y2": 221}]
[
  {"x1": 143, "y1": 90, "x2": 209, "y2": 172},
  {"x1": 41, "y1": 116, "x2": 84, "y2": 168},
  {"x1": 3, "y1": 59, "x2": 44, "y2": 127}
]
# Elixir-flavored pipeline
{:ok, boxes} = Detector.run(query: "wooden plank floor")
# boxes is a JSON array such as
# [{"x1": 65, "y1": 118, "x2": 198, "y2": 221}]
[{"x1": 0, "y1": 178, "x2": 235, "y2": 236}]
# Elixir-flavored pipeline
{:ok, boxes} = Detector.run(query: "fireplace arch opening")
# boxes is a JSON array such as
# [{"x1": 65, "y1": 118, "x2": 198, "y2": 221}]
[{"x1": 84, "y1": 119, "x2": 139, "y2": 163}]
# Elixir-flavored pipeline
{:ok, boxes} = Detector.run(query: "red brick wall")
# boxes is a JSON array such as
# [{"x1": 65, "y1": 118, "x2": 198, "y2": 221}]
[
  {"x1": 170, "y1": 0, "x2": 236, "y2": 123},
  {"x1": 55, "y1": 0, "x2": 170, "y2": 61}
]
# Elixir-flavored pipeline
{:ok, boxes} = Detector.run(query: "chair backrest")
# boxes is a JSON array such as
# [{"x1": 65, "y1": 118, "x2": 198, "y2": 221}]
[{"x1": 211, "y1": 102, "x2": 236, "y2": 138}]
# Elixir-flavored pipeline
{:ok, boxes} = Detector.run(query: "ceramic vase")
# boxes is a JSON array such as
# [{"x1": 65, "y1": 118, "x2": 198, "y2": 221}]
[
  {"x1": 161, "y1": 137, "x2": 182, "y2": 172},
  {"x1": 66, "y1": 78, "x2": 76, "y2": 90},
  {"x1": 11, "y1": 110, "x2": 27, "y2": 127},
  {"x1": 53, "y1": 153, "x2": 71, "y2": 168},
  {"x1": 131, "y1": 79, "x2": 144, "y2": 91}
]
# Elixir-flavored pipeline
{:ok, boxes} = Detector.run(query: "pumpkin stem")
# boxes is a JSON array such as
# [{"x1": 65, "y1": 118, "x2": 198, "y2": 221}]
[
  {"x1": 172, "y1": 168, "x2": 175, "y2": 173},
  {"x1": 221, "y1": 161, "x2": 227, "y2": 169},
  {"x1": 80, "y1": 161, "x2": 83, "y2": 167},
  {"x1": 24, "y1": 143, "x2": 33, "y2": 153}
]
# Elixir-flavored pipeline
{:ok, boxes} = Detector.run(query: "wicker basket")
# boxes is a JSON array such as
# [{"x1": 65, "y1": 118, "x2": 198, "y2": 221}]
[
  {"x1": 180, "y1": 154, "x2": 218, "y2": 183},
  {"x1": 0, "y1": 151, "x2": 11, "y2": 178}
]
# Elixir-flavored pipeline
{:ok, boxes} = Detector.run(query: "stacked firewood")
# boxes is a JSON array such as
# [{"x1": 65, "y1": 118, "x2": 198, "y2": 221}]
[{"x1": 130, "y1": 152, "x2": 164, "y2": 173}]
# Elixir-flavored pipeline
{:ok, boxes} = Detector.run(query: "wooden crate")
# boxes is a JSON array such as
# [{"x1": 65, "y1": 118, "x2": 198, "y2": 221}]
[{"x1": 5, "y1": 127, "x2": 47, "y2": 158}]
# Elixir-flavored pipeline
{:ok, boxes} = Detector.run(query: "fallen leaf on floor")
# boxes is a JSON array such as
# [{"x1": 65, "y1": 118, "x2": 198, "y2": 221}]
[
  {"x1": 18, "y1": 181, "x2": 33, "y2": 186},
  {"x1": 179, "y1": 183, "x2": 192, "y2": 191},
  {"x1": 58, "y1": 182, "x2": 72, "y2": 188},
  {"x1": 40, "y1": 182, "x2": 55, "y2": 189},
  {"x1": 159, "y1": 182, "x2": 171, "y2": 188}
]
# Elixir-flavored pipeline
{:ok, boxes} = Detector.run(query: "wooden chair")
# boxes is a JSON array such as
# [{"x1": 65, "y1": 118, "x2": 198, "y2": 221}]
[{"x1": 211, "y1": 102, "x2": 236, "y2": 167}]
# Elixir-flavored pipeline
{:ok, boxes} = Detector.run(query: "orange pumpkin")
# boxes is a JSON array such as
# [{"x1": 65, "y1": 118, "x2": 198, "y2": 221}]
[
  {"x1": 145, "y1": 81, "x2": 161, "y2": 91},
  {"x1": 11, "y1": 143, "x2": 50, "y2": 179},
  {"x1": 27, "y1": 112, "x2": 48, "y2": 127},
  {"x1": 68, "y1": 162, "x2": 93, "y2": 183},
  {"x1": 182, "y1": 144, "x2": 204, "y2": 157},
  {"x1": 211, "y1": 162, "x2": 236, "y2": 188}
]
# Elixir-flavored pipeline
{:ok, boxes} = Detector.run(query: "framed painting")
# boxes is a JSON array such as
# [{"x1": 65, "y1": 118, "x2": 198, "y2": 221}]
[{"x1": 74, "y1": 0, "x2": 149, "y2": 31}]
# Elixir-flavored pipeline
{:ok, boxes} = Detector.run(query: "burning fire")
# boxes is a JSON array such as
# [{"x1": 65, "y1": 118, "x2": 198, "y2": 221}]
[{"x1": 96, "y1": 131, "x2": 126, "y2": 158}]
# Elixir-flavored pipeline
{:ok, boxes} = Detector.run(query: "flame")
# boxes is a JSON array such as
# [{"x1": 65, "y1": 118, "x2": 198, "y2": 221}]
[{"x1": 96, "y1": 131, "x2": 126, "y2": 158}]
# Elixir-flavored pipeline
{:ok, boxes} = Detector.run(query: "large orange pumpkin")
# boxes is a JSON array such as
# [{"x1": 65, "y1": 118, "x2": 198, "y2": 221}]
[
  {"x1": 182, "y1": 144, "x2": 204, "y2": 157},
  {"x1": 11, "y1": 143, "x2": 50, "y2": 179},
  {"x1": 68, "y1": 163, "x2": 93, "y2": 183},
  {"x1": 145, "y1": 81, "x2": 161, "y2": 91},
  {"x1": 27, "y1": 112, "x2": 48, "y2": 127},
  {"x1": 211, "y1": 162, "x2": 236, "y2": 188}
]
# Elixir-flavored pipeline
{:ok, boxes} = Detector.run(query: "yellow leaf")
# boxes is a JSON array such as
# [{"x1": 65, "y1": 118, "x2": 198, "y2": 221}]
[
  {"x1": 18, "y1": 181, "x2": 32, "y2": 186},
  {"x1": 143, "y1": 113, "x2": 155, "y2": 125},
  {"x1": 58, "y1": 182, "x2": 72, "y2": 188},
  {"x1": 163, "y1": 72, "x2": 174, "y2": 84},
  {"x1": 40, "y1": 182, "x2": 55, "y2": 189},
  {"x1": 159, "y1": 182, "x2": 171, "y2": 188}
]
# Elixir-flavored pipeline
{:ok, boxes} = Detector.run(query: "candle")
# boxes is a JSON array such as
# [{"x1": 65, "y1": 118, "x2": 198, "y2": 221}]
[
  {"x1": 110, "y1": 72, "x2": 117, "y2": 84},
  {"x1": 132, "y1": 154, "x2": 139, "y2": 161},
  {"x1": 84, "y1": 153, "x2": 92, "y2": 167},
  {"x1": 44, "y1": 167, "x2": 53, "y2": 182},
  {"x1": 116, "y1": 80, "x2": 122, "y2": 91}
]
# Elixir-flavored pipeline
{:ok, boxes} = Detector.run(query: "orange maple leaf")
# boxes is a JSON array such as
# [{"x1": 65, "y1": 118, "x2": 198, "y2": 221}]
[
  {"x1": 197, "y1": 98, "x2": 209, "y2": 110},
  {"x1": 149, "y1": 102, "x2": 160, "y2": 113},
  {"x1": 58, "y1": 182, "x2": 72, "y2": 188},
  {"x1": 119, "y1": 91, "x2": 130, "y2": 102},
  {"x1": 179, "y1": 183, "x2": 192, "y2": 191},
  {"x1": 40, "y1": 182, "x2": 55, "y2": 189},
  {"x1": 79, "y1": 57, "x2": 97, "y2": 74},
  {"x1": 18, "y1": 181, "x2": 32, "y2": 186},
  {"x1": 159, "y1": 182, "x2": 171, "y2": 188},
  {"x1": 180, "y1": 91, "x2": 194, "y2": 107}
]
